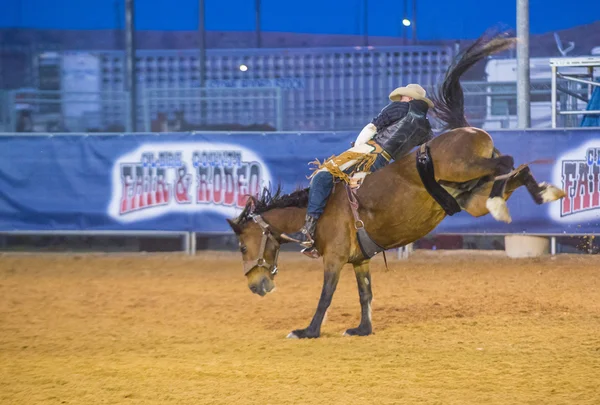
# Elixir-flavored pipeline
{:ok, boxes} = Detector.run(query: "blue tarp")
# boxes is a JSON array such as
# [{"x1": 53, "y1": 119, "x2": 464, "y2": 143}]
[{"x1": 581, "y1": 80, "x2": 600, "y2": 127}]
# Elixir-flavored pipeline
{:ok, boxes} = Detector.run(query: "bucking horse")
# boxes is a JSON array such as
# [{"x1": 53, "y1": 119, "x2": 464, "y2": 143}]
[{"x1": 226, "y1": 31, "x2": 565, "y2": 339}]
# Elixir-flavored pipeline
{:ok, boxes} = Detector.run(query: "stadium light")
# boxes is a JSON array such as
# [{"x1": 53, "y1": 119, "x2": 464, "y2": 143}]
[
  {"x1": 402, "y1": 18, "x2": 411, "y2": 27},
  {"x1": 239, "y1": 64, "x2": 249, "y2": 72}
]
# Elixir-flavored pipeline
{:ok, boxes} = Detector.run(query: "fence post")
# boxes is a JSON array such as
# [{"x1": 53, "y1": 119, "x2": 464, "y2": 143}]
[
  {"x1": 182, "y1": 232, "x2": 190, "y2": 254},
  {"x1": 551, "y1": 65, "x2": 558, "y2": 128},
  {"x1": 7, "y1": 90, "x2": 17, "y2": 132},
  {"x1": 142, "y1": 87, "x2": 151, "y2": 132},
  {"x1": 124, "y1": 92, "x2": 132, "y2": 132},
  {"x1": 190, "y1": 232, "x2": 197, "y2": 255},
  {"x1": 397, "y1": 243, "x2": 413, "y2": 259},
  {"x1": 275, "y1": 87, "x2": 283, "y2": 131}
]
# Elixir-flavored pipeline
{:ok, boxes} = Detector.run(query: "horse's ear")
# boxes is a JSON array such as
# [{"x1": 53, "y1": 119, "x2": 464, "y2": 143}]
[
  {"x1": 227, "y1": 218, "x2": 242, "y2": 235},
  {"x1": 247, "y1": 196, "x2": 257, "y2": 212}
]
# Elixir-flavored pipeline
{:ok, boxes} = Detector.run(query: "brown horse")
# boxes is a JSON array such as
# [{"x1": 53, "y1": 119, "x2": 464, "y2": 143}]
[{"x1": 226, "y1": 32, "x2": 565, "y2": 339}]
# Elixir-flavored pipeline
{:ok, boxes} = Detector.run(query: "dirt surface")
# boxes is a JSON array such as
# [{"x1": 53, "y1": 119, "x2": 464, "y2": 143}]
[{"x1": 1, "y1": 251, "x2": 599, "y2": 404}]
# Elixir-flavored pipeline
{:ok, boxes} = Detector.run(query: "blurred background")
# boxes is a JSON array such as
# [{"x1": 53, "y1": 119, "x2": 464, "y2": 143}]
[{"x1": 1, "y1": 0, "x2": 598, "y2": 134}]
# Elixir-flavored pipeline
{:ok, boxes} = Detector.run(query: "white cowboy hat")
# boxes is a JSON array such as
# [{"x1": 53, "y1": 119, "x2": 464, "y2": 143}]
[{"x1": 389, "y1": 84, "x2": 434, "y2": 108}]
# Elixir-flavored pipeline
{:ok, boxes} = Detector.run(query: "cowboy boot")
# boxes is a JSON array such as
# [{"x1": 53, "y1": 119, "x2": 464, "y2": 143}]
[
  {"x1": 301, "y1": 246, "x2": 321, "y2": 259},
  {"x1": 281, "y1": 214, "x2": 318, "y2": 247}
]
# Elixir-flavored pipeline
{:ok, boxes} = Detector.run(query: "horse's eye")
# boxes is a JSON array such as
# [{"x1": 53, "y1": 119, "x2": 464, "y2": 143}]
[{"x1": 240, "y1": 246, "x2": 248, "y2": 254}]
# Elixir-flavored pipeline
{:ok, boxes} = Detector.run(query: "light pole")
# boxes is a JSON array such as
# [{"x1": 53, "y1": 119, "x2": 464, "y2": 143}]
[
  {"x1": 402, "y1": 0, "x2": 408, "y2": 44},
  {"x1": 411, "y1": 0, "x2": 417, "y2": 43},
  {"x1": 256, "y1": 0, "x2": 261, "y2": 48},
  {"x1": 199, "y1": 0, "x2": 206, "y2": 89},
  {"x1": 125, "y1": 0, "x2": 136, "y2": 131},
  {"x1": 364, "y1": 0, "x2": 369, "y2": 46},
  {"x1": 199, "y1": 0, "x2": 206, "y2": 123}
]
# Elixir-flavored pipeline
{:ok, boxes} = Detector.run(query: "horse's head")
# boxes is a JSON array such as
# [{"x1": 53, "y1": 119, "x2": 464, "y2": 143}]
[{"x1": 227, "y1": 198, "x2": 282, "y2": 297}]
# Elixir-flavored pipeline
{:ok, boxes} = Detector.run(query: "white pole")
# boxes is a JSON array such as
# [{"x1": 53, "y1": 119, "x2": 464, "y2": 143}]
[
  {"x1": 551, "y1": 64, "x2": 557, "y2": 128},
  {"x1": 516, "y1": 0, "x2": 530, "y2": 128}
]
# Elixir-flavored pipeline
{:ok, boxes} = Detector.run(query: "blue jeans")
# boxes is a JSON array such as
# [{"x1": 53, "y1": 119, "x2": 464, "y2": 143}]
[{"x1": 306, "y1": 153, "x2": 389, "y2": 218}]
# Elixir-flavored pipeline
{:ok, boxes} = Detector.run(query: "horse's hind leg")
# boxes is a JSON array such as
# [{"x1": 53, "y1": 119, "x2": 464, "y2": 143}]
[
  {"x1": 486, "y1": 165, "x2": 564, "y2": 223},
  {"x1": 476, "y1": 154, "x2": 516, "y2": 223},
  {"x1": 460, "y1": 165, "x2": 523, "y2": 217},
  {"x1": 344, "y1": 260, "x2": 373, "y2": 337},
  {"x1": 513, "y1": 165, "x2": 565, "y2": 204},
  {"x1": 459, "y1": 164, "x2": 565, "y2": 218},
  {"x1": 438, "y1": 151, "x2": 516, "y2": 222}
]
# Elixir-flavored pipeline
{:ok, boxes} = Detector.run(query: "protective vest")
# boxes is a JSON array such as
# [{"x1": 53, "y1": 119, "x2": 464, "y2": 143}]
[{"x1": 373, "y1": 100, "x2": 433, "y2": 159}]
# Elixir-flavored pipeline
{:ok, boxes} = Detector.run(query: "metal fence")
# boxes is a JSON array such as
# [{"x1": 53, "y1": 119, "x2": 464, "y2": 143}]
[
  {"x1": 4, "y1": 47, "x2": 600, "y2": 133},
  {"x1": 1, "y1": 89, "x2": 130, "y2": 133},
  {"x1": 141, "y1": 87, "x2": 283, "y2": 131},
  {"x1": 4, "y1": 79, "x2": 597, "y2": 134},
  {"x1": 100, "y1": 46, "x2": 454, "y2": 131},
  {"x1": 462, "y1": 80, "x2": 554, "y2": 129}
]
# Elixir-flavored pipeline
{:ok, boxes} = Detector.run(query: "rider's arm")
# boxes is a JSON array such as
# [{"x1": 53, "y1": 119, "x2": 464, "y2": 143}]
[
  {"x1": 354, "y1": 123, "x2": 377, "y2": 146},
  {"x1": 355, "y1": 102, "x2": 410, "y2": 146},
  {"x1": 371, "y1": 102, "x2": 409, "y2": 131}
]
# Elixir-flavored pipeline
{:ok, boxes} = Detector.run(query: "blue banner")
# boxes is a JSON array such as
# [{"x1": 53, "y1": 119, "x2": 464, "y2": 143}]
[{"x1": 1, "y1": 130, "x2": 599, "y2": 234}]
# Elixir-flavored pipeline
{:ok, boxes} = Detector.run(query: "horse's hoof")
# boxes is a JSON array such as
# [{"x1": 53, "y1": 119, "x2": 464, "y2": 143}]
[
  {"x1": 538, "y1": 182, "x2": 566, "y2": 203},
  {"x1": 343, "y1": 327, "x2": 372, "y2": 337},
  {"x1": 486, "y1": 197, "x2": 512, "y2": 223},
  {"x1": 287, "y1": 328, "x2": 319, "y2": 339}
]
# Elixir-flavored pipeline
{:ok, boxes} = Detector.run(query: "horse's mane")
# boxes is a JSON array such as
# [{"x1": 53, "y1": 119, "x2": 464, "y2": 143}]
[{"x1": 237, "y1": 185, "x2": 309, "y2": 224}]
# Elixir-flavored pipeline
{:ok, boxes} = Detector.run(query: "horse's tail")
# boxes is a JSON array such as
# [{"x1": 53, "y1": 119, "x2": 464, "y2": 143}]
[{"x1": 432, "y1": 30, "x2": 516, "y2": 131}]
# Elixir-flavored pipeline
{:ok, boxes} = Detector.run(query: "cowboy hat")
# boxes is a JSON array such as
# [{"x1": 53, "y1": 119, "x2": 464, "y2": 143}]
[{"x1": 389, "y1": 84, "x2": 434, "y2": 108}]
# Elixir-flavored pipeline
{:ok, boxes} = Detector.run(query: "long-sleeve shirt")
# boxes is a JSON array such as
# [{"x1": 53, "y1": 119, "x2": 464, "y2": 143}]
[
  {"x1": 371, "y1": 102, "x2": 410, "y2": 130},
  {"x1": 355, "y1": 101, "x2": 410, "y2": 146}
]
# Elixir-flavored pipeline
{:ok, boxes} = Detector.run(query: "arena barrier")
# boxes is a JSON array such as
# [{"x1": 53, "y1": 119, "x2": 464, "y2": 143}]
[{"x1": 1, "y1": 129, "x2": 599, "y2": 254}]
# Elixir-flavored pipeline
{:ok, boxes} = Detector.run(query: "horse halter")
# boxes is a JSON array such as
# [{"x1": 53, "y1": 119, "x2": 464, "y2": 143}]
[{"x1": 243, "y1": 214, "x2": 280, "y2": 276}]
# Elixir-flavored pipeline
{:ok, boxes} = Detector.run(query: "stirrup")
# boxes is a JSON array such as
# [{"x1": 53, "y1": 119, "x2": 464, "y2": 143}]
[
  {"x1": 300, "y1": 232, "x2": 315, "y2": 248},
  {"x1": 281, "y1": 229, "x2": 314, "y2": 246}
]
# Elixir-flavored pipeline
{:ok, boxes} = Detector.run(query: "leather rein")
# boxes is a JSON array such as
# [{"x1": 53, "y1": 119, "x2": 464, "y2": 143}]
[{"x1": 243, "y1": 214, "x2": 280, "y2": 276}]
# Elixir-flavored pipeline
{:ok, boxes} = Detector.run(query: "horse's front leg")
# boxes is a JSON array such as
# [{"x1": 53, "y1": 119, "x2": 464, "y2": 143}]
[
  {"x1": 287, "y1": 257, "x2": 343, "y2": 339},
  {"x1": 344, "y1": 260, "x2": 373, "y2": 336}
]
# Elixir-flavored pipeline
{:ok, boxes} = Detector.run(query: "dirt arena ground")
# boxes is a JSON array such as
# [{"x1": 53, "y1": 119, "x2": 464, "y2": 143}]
[{"x1": 1, "y1": 251, "x2": 599, "y2": 405}]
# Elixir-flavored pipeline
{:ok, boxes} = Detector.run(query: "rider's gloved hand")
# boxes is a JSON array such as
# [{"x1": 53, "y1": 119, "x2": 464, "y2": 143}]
[{"x1": 350, "y1": 172, "x2": 367, "y2": 189}]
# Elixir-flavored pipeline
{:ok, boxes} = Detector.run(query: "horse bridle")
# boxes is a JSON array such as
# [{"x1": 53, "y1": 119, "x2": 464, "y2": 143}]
[{"x1": 243, "y1": 214, "x2": 280, "y2": 276}]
